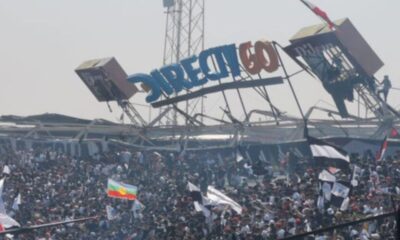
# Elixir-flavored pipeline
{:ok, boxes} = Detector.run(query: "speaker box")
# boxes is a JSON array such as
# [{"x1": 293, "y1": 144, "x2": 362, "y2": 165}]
[{"x1": 75, "y1": 57, "x2": 138, "y2": 102}]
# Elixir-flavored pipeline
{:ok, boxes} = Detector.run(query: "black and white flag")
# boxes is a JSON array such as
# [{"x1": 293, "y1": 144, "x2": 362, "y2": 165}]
[
  {"x1": 187, "y1": 182, "x2": 204, "y2": 204},
  {"x1": 331, "y1": 182, "x2": 350, "y2": 199},
  {"x1": 330, "y1": 182, "x2": 351, "y2": 208},
  {"x1": 308, "y1": 137, "x2": 350, "y2": 169},
  {"x1": 351, "y1": 165, "x2": 362, "y2": 187},
  {"x1": 193, "y1": 202, "x2": 210, "y2": 218},
  {"x1": 318, "y1": 171, "x2": 353, "y2": 210},
  {"x1": 318, "y1": 170, "x2": 336, "y2": 183},
  {"x1": 187, "y1": 182, "x2": 242, "y2": 215},
  {"x1": 187, "y1": 182, "x2": 212, "y2": 218},
  {"x1": 207, "y1": 186, "x2": 242, "y2": 214}
]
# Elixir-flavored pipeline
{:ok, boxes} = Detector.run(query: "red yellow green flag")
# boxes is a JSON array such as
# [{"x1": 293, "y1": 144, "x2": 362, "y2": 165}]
[{"x1": 107, "y1": 179, "x2": 137, "y2": 200}]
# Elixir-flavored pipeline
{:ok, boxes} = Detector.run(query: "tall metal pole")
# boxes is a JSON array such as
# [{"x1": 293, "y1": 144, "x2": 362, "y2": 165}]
[
  {"x1": 162, "y1": 0, "x2": 205, "y2": 126},
  {"x1": 200, "y1": 0, "x2": 205, "y2": 124},
  {"x1": 186, "y1": 0, "x2": 192, "y2": 124},
  {"x1": 176, "y1": 0, "x2": 183, "y2": 63},
  {"x1": 174, "y1": 0, "x2": 183, "y2": 126}
]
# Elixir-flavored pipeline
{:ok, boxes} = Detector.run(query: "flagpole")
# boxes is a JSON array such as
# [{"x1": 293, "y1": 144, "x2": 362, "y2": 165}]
[
  {"x1": 299, "y1": 0, "x2": 335, "y2": 30},
  {"x1": 299, "y1": 0, "x2": 311, "y2": 10}
]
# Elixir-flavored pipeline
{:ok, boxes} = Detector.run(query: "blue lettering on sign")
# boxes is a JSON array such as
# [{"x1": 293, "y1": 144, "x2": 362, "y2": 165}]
[
  {"x1": 127, "y1": 73, "x2": 161, "y2": 103},
  {"x1": 222, "y1": 44, "x2": 241, "y2": 77},
  {"x1": 199, "y1": 47, "x2": 227, "y2": 81},
  {"x1": 150, "y1": 70, "x2": 174, "y2": 95},
  {"x1": 181, "y1": 56, "x2": 207, "y2": 87},
  {"x1": 127, "y1": 40, "x2": 279, "y2": 103},
  {"x1": 160, "y1": 64, "x2": 193, "y2": 92}
]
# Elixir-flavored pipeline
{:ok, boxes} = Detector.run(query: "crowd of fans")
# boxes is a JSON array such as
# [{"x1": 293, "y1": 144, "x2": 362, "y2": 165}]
[{"x1": 0, "y1": 142, "x2": 398, "y2": 239}]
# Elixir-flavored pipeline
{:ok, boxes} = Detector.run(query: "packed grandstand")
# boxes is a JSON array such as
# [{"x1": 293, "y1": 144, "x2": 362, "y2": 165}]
[{"x1": 0, "y1": 142, "x2": 397, "y2": 239}]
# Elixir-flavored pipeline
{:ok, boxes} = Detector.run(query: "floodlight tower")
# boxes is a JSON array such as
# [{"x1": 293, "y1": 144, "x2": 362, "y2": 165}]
[{"x1": 162, "y1": 0, "x2": 205, "y2": 125}]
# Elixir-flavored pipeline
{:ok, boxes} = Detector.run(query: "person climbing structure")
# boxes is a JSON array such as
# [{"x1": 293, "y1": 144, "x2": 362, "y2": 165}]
[{"x1": 377, "y1": 75, "x2": 392, "y2": 102}]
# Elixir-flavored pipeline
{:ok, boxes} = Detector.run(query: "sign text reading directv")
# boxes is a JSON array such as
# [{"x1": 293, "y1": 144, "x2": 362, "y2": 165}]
[{"x1": 128, "y1": 40, "x2": 280, "y2": 103}]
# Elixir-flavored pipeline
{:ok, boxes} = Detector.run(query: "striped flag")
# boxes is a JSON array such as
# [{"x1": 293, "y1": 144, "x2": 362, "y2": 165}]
[
  {"x1": 107, "y1": 179, "x2": 137, "y2": 200},
  {"x1": 376, "y1": 135, "x2": 388, "y2": 162},
  {"x1": 300, "y1": 0, "x2": 336, "y2": 29},
  {"x1": 308, "y1": 137, "x2": 350, "y2": 169}
]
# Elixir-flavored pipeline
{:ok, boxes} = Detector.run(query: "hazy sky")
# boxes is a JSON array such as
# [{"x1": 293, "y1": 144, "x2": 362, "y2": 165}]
[{"x1": 0, "y1": 0, "x2": 399, "y2": 123}]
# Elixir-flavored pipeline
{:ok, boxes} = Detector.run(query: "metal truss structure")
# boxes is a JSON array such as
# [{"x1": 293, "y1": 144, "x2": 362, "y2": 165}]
[
  {"x1": 1, "y1": 112, "x2": 400, "y2": 150},
  {"x1": 295, "y1": 43, "x2": 394, "y2": 121},
  {"x1": 161, "y1": 0, "x2": 205, "y2": 126}
]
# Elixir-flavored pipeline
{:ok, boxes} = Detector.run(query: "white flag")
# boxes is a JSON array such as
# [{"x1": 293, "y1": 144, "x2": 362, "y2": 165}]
[
  {"x1": 12, "y1": 194, "x2": 21, "y2": 211},
  {"x1": 2, "y1": 166, "x2": 10, "y2": 175},
  {"x1": 132, "y1": 200, "x2": 145, "y2": 211},
  {"x1": 132, "y1": 200, "x2": 145, "y2": 219},
  {"x1": 207, "y1": 186, "x2": 242, "y2": 214},
  {"x1": 106, "y1": 205, "x2": 118, "y2": 220},
  {"x1": 351, "y1": 165, "x2": 362, "y2": 187},
  {"x1": 0, "y1": 179, "x2": 4, "y2": 195},
  {"x1": 340, "y1": 197, "x2": 350, "y2": 211},
  {"x1": 322, "y1": 182, "x2": 332, "y2": 201},
  {"x1": 319, "y1": 170, "x2": 336, "y2": 182},
  {"x1": 194, "y1": 202, "x2": 211, "y2": 218},
  {"x1": 236, "y1": 151, "x2": 243, "y2": 162},
  {"x1": 0, "y1": 179, "x2": 6, "y2": 214},
  {"x1": 0, "y1": 213, "x2": 20, "y2": 228},
  {"x1": 187, "y1": 182, "x2": 201, "y2": 192}
]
